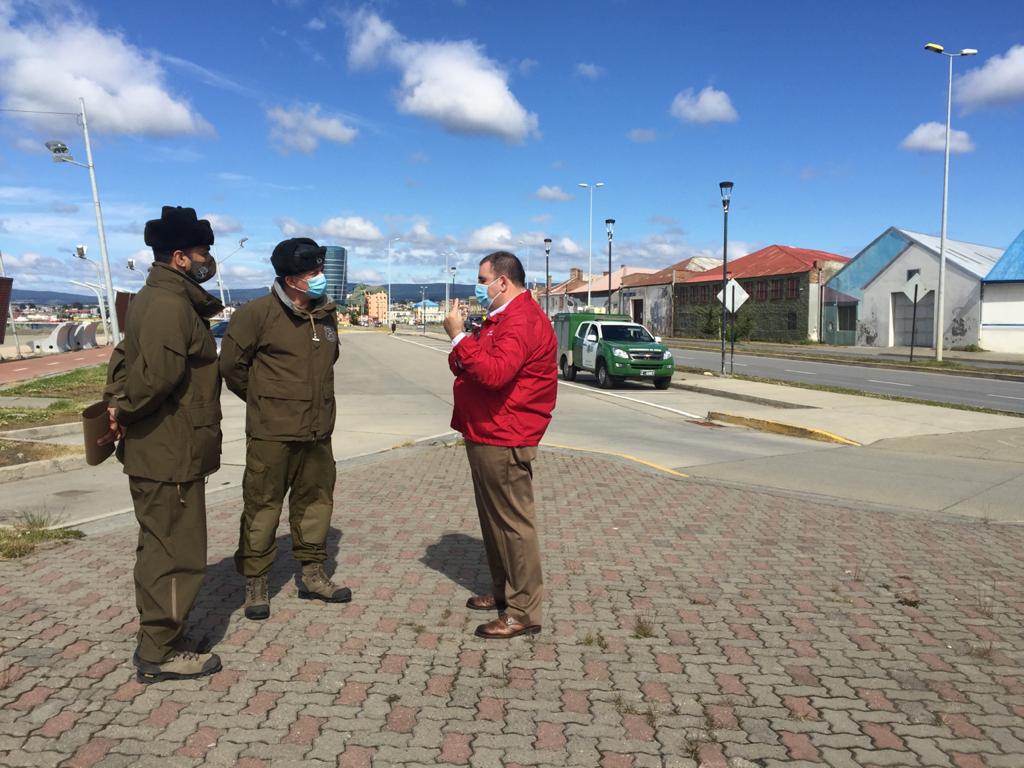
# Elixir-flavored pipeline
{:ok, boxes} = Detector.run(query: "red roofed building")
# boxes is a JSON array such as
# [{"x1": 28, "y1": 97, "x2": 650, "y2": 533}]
[
  {"x1": 675, "y1": 245, "x2": 849, "y2": 342},
  {"x1": 618, "y1": 256, "x2": 720, "y2": 333}
]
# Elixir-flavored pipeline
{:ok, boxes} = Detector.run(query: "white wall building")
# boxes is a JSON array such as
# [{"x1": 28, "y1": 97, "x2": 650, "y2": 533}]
[{"x1": 980, "y1": 228, "x2": 1024, "y2": 354}]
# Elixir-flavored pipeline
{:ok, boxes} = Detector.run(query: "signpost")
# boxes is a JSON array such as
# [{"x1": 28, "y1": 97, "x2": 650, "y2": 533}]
[
  {"x1": 717, "y1": 279, "x2": 749, "y2": 374},
  {"x1": 902, "y1": 274, "x2": 922, "y2": 362}
]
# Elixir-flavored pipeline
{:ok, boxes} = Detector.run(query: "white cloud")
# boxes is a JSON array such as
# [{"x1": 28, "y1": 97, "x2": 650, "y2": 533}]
[
  {"x1": 203, "y1": 213, "x2": 243, "y2": 235},
  {"x1": 277, "y1": 214, "x2": 382, "y2": 241},
  {"x1": 3, "y1": 251, "x2": 42, "y2": 269},
  {"x1": 51, "y1": 202, "x2": 79, "y2": 214},
  {"x1": 345, "y1": 11, "x2": 538, "y2": 143},
  {"x1": 575, "y1": 63, "x2": 602, "y2": 80},
  {"x1": 518, "y1": 58, "x2": 538, "y2": 75},
  {"x1": 350, "y1": 268, "x2": 385, "y2": 283},
  {"x1": 627, "y1": 128, "x2": 656, "y2": 143},
  {"x1": 955, "y1": 45, "x2": 1024, "y2": 111},
  {"x1": 267, "y1": 104, "x2": 358, "y2": 153},
  {"x1": 534, "y1": 185, "x2": 573, "y2": 202},
  {"x1": 670, "y1": 86, "x2": 739, "y2": 124},
  {"x1": 406, "y1": 220, "x2": 434, "y2": 242},
  {"x1": 0, "y1": 3, "x2": 211, "y2": 136},
  {"x1": 900, "y1": 121, "x2": 975, "y2": 154},
  {"x1": 558, "y1": 237, "x2": 581, "y2": 256},
  {"x1": 306, "y1": 17, "x2": 327, "y2": 31},
  {"x1": 467, "y1": 222, "x2": 514, "y2": 250},
  {"x1": 531, "y1": 213, "x2": 552, "y2": 224}
]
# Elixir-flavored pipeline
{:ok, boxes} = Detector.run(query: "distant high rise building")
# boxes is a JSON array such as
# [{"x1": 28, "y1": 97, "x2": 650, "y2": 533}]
[{"x1": 323, "y1": 245, "x2": 348, "y2": 305}]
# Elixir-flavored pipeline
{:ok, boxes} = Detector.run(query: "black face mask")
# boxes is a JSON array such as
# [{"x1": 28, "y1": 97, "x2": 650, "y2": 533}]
[{"x1": 188, "y1": 254, "x2": 217, "y2": 283}]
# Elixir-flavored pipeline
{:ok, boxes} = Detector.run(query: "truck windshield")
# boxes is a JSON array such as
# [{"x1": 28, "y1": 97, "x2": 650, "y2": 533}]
[{"x1": 602, "y1": 325, "x2": 654, "y2": 342}]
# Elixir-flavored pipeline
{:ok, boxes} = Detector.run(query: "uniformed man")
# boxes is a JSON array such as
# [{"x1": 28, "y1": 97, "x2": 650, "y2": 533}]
[
  {"x1": 102, "y1": 205, "x2": 224, "y2": 683},
  {"x1": 220, "y1": 237, "x2": 351, "y2": 620}
]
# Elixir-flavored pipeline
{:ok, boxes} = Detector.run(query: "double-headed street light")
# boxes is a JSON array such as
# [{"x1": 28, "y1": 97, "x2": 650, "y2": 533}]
[
  {"x1": 43, "y1": 98, "x2": 120, "y2": 344},
  {"x1": 577, "y1": 181, "x2": 605, "y2": 307},
  {"x1": 605, "y1": 219, "x2": 616, "y2": 313},
  {"x1": 719, "y1": 181, "x2": 734, "y2": 374},
  {"x1": 924, "y1": 42, "x2": 977, "y2": 362},
  {"x1": 72, "y1": 244, "x2": 111, "y2": 343},
  {"x1": 543, "y1": 238, "x2": 552, "y2": 316}
]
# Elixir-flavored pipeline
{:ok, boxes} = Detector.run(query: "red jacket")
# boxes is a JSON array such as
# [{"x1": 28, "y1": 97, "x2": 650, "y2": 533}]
[{"x1": 449, "y1": 292, "x2": 557, "y2": 447}]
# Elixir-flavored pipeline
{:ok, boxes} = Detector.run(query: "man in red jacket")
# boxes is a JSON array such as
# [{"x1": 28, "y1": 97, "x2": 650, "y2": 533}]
[{"x1": 444, "y1": 251, "x2": 558, "y2": 639}]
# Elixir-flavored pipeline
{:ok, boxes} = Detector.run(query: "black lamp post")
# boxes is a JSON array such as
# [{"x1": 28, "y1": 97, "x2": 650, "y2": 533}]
[
  {"x1": 543, "y1": 238, "x2": 552, "y2": 316},
  {"x1": 719, "y1": 181, "x2": 733, "y2": 374},
  {"x1": 605, "y1": 219, "x2": 615, "y2": 314}
]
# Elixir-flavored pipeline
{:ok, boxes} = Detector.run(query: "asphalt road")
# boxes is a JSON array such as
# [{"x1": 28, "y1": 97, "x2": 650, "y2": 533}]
[{"x1": 670, "y1": 346, "x2": 1024, "y2": 413}]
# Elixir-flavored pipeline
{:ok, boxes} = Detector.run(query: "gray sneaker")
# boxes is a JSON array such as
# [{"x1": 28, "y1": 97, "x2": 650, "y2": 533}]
[
  {"x1": 244, "y1": 575, "x2": 270, "y2": 621},
  {"x1": 134, "y1": 649, "x2": 222, "y2": 684},
  {"x1": 299, "y1": 563, "x2": 352, "y2": 603}
]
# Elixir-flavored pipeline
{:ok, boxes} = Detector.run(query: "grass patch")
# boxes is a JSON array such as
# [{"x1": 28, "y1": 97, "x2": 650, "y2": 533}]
[
  {"x1": 0, "y1": 365, "x2": 108, "y2": 431},
  {"x1": 632, "y1": 612, "x2": 656, "y2": 639},
  {"x1": 0, "y1": 512, "x2": 83, "y2": 559},
  {"x1": 0, "y1": 439, "x2": 81, "y2": 468},
  {"x1": 581, "y1": 630, "x2": 608, "y2": 650}
]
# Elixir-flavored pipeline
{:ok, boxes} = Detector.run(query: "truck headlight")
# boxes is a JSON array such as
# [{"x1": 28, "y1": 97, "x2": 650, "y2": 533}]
[
  {"x1": 662, "y1": 350, "x2": 672, "y2": 359},
  {"x1": 612, "y1": 348, "x2": 630, "y2": 359}
]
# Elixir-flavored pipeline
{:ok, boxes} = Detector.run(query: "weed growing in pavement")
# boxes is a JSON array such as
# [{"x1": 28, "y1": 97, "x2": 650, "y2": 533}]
[
  {"x1": 632, "y1": 612, "x2": 656, "y2": 639},
  {"x1": 967, "y1": 642, "x2": 995, "y2": 661},
  {"x1": 386, "y1": 693, "x2": 400, "y2": 704},
  {"x1": 644, "y1": 705, "x2": 657, "y2": 729},
  {"x1": 974, "y1": 582, "x2": 995, "y2": 619},
  {"x1": 581, "y1": 630, "x2": 608, "y2": 650},
  {"x1": 613, "y1": 694, "x2": 641, "y2": 716},
  {"x1": 0, "y1": 511, "x2": 83, "y2": 559},
  {"x1": 440, "y1": 608, "x2": 452, "y2": 621}
]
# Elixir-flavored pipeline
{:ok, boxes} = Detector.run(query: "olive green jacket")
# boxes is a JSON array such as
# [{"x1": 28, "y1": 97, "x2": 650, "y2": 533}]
[
  {"x1": 219, "y1": 281, "x2": 339, "y2": 442},
  {"x1": 104, "y1": 263, "x2": 224, "y2": 482}
]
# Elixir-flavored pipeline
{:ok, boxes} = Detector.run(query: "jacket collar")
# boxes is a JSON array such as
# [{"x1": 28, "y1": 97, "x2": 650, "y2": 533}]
[
  {"x1": 272, "y1": 278, "x2": 336, "y2": 319},
  {"x1": 147, "y1": 262, "x2": 223, "y2": 319},
  {"x1": 483, "y1": 290, "x2": 529, "y2": 325}
]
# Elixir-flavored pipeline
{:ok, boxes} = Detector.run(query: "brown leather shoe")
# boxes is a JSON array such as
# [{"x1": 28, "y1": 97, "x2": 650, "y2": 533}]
[
  {"x1": 466, "y1": 594, "x2": 507, "y2": 612},
  {"x1": 474, "y1": 613, "x2": 541, "y2": 639}
]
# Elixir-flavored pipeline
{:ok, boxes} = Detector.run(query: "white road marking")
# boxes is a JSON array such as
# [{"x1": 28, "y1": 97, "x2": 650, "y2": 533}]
[
  {"x1": 784, "y1": 369, "x2": 817, "y2": 375},
  {"x1": 391, "y1": 335, "x2": 451, "y2": 353},
  {"x1": 46, "y1": 362, "x2": 60, "y2": 366},
  {"x1": 867, "y1": 379, "x2": 913, "y2": 388},
  {"x1": 13, "y1": 367, "x2": 27, "y2": 372},
  {"x1": 74, "y1": 357, "x2": 85, "y2": 361},
  {"x1": 988, "y1": 393, "x2": 1024, "y2": 401},
  {"x1": 391, "y1": 332, "x2": 704, "y2": 420}
]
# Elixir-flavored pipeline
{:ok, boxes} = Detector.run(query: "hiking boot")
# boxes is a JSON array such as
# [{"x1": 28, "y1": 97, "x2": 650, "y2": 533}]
[
  {"x1": 299, "y1": 563, "x2": 352, "y2": 603},
  {"x1": 244, "y1": 575, "x2": 270, "y2": 621},
  {"x1": 134, "y1": 649, "x2": 222, "y2": 684}
]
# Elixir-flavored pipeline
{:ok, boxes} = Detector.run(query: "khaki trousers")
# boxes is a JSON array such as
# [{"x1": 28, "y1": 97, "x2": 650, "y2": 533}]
[
  {"x1": 129, "y1": 477, "x2": 207, "y2": 664},
  {"x1": 464, "y1": 441, "x2": 543, "y2": 626},
  {"x1": 235, "y1": 437, "x2": 336, "y2": 577}
]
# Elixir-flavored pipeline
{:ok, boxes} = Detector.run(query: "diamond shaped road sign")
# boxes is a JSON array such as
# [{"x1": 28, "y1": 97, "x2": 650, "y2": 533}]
[
  {"x1": 902, "y1": 273, "x2": 924, "y2": 304},
  {"x1": 717, "y1": 278, "x2": 749, "y2": 312}
]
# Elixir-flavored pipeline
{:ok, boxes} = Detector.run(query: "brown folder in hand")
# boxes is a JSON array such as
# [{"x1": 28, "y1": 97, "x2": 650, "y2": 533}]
[{"x1": 82, "y1": 401, "x2": 116, "y2": 466}]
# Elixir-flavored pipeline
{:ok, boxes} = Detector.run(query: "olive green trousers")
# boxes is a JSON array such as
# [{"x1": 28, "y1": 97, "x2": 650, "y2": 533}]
[
  {"x1": 129, "y1": 477, "x2": 207, "y2": 664},
  {"x1": 235, "y1": 437, "x2": 336, "y2": 577}
]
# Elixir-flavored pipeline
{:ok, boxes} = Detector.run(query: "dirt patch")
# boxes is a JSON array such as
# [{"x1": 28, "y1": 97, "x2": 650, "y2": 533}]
[{"x1": 0, "y1": 439, "x2": 82, "y2": 468}]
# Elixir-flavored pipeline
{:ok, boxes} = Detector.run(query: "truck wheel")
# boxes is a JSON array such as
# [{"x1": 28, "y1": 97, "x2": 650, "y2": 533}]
[
  {"x1": 560, "y1": 356, "x2": 577, "y2": 381},
  {"x1": 654, "y1": 377, "x2": 672, "y2": 390},
  {"x1": 596, "y1": 361, "x2": 615, "y2": 389}
]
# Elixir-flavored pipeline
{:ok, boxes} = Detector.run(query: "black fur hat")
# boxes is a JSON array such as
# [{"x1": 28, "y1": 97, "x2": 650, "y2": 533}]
[
  {"x1": 143, "y1": 206, "x2": 215, "y2": 252},
  {"x1": 271, "y1": 237, "x2": 326, "y2": 276}
]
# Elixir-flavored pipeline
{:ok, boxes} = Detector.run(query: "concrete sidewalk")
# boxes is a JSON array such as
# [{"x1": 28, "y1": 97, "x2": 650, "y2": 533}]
[{"x1": 1, "y1": 443, "x2": 1022, "y2": 768}]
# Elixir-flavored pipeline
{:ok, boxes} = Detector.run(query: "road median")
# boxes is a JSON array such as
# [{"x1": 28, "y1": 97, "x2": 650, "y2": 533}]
[{"x1": 707, "y1": 411, "x2": 860, "y2": 446}]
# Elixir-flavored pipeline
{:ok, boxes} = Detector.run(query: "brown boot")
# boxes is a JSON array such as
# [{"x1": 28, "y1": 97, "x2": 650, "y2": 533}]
[
  {"x1": 244, "y1": 575, "x2": 270, "y2": 621},
  {"x1": 299, "y1": 563, "x2": 352, "y2": 603},
  {"x1": 466, "y1": 594, "x2": 507, "y2": 611},
  {"x1": 474, "y1": 613, "x2": 541, "y2": 639}
]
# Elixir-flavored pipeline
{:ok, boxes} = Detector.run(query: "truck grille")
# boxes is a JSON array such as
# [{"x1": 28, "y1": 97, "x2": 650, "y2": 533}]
[{"x1": 628, "y1": 350, "x2": 662, "y2": 361}]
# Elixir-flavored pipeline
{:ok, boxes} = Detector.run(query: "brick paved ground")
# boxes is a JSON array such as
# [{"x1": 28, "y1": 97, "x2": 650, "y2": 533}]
[{"x1": 1, "y1": 444, "x2": 1022, "y2": 767}]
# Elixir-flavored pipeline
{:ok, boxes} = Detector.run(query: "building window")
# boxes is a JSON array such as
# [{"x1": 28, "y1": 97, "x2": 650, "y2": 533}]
[
  {"x1": 906, "y1": 268, "x2": 920, "y2": 280},
  {"x1": 786, "y1": 277, "x2": 800, "y2": 300},
  {"x1": 755, "y1": 281, "x2": 768, "y2": 301},
  {"x1": 770, "y1": 279, "x2": 784, "y2": 300},
  {"x1": 787, "y1": 311, "x2": 798, "y2": 330}
]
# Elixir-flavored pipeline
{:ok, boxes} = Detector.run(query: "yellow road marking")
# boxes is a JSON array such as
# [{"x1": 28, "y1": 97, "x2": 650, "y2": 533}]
[{"x1": 542, "y1": 441, "x2": 689, "y2": 478}]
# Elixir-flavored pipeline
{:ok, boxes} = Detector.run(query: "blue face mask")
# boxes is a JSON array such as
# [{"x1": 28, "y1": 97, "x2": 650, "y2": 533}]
[
  {"x1": 474, "y1": 278, "x2": 498, "y2": 308},
  {"x1": 304, "y1": 273, "x2": 328, "y2": 298}
]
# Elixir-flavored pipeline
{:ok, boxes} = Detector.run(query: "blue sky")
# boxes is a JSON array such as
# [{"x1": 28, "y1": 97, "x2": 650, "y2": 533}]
[{"x1": 1, "y1": 0, "x2": 1022, "y2": 295}]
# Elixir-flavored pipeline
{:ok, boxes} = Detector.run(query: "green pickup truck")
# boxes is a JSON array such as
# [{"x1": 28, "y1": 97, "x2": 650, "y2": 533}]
[{"x1": 553, "y1": 312, "x2": 674, "y2": 389}]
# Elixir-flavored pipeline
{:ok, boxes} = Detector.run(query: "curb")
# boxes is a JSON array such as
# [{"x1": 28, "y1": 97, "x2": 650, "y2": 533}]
[
  {"x1": 0, "y1": 421, "x2": 80, "y2": 441},
  {"x1": 706, "y1": 411, "x2": 861, "y2": 446},
  {"x1": 670, "y1": 381, "x2": 812, "y2": 410},
  {"x1": 667, "y1": 342, "x2": 1024, "y2": 382},
  {"x1": 0, "y1": 452, "x2": 86, "y2": 485}
]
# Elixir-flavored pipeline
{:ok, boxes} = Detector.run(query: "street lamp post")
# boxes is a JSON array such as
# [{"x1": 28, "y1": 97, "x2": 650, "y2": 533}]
[
  {"x1": 577, "y1": 181, "x2": 605, "y2": 307},
  {"x1": 215, "y1": 237, "x2": 248, "y2": 309},
  {"x1": 42, "y1": 98, "x2": 120, "y2": 344},
  {"x1": 924, "y1": 42, "x2": 977, "y2": 362},
  {"x1": 386, "y1": 236, "x2": 401, "y2": 325},
  {"x1": 605, "y1": 219, "x2": 615, "y2": 313},
  {"x1": 719, "y1": 181, "x2": 734, "y2": 375},
  {"x1": 0, "y1": 248, "x2": 24, "y2": 358},
  {"x1": 72, "y1": 244, "x2": 111, "y2": 344},
  {"x1": 420, "y1": 286, "x2": 427, "y2": 335},
  {"x1": 517, "y1": 240, "x2": 532, "y2": 291},
  {"x1": 543, "y1": 238, "x2": 552, "y2": 316}
]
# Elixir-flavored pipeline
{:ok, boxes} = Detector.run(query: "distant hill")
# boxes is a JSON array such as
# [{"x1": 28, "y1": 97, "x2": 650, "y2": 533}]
[{"x1": 12, "y1": 289, "x2": 95, "y2": 305}]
